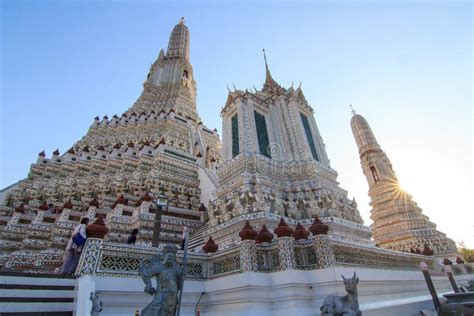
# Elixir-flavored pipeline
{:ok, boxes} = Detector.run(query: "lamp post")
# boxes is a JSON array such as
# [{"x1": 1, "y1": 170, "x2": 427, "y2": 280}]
[
  {"x1": 420, "y1": 262, "x2": 441, "y2": 310},
  {"x1": 175, "y1": 226, "x2": 189, "y2": 316},
  {"x1": 152, "y1": 196, "x2": 168, "y2": 247},
  {"x1": 444, "y1": 265, "x2": 460, "y2": 293}
]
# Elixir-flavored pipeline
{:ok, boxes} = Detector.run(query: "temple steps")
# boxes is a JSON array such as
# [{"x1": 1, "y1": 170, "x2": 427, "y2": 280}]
[
  {"x1": 0, "y1": 272, "x2": 75, "y2": 315},
  {"x1": 188, "y1": 223, "x2": 208, "y2": 251}
]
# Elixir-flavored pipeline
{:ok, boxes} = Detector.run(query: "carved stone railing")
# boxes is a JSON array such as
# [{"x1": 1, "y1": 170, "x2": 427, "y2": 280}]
[
  {"x1": 332, "y1": 240, "x2": 435, "y2": 270},
  {"x1": 74, "y1": 235, "x2": 438, "y2": 280},
  {"x1": 256, "y1": 243, "x2": 281, "y2": 273},
  {"x1": 208, "y1": 246, "x2": 241, "y2": 278},
  {"x1": 76, "y1": 240, "x2": 241, "y2": 280}
]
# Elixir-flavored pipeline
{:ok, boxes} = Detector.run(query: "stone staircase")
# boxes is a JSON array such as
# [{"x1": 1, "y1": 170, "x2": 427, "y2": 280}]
[
  {"x1": 0, "y1": 271, "x2": 76, "y2": 315},
  {"x1": 188, "y1": 223, "x2": 209, "y2": 251}
]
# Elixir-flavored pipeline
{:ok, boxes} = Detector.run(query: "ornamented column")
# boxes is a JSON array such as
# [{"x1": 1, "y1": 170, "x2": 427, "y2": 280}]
[
  {"x1": 8, "y1": 211, "x2": 20, "y2": 225},
  {"x1": 274, "y1": 218, "x2": 296, "y2": 270},
  {"x1": 239, "y1": 221, "x2": 258, "y2": 272},
  {"x1": 85, "y1": 206, "x2": 97, "y2": 221},
  {"x1": 75, "y1": 238, "x2": 102, "y2": 276},
  {"x1": 313, "y1": 235, "x2": 335, "y2": 268},
  {"x1": 240, "y1": 240, "x2": 257, "y2": 272},
  {"x1": 277, "y1": 237, "x2": 296, "y2": 270},
  {"x1": 309, "y1": 216, "x2": 335, "y2": 268},
  {"x1": 75, "y1": 218, "x2": 109, "y2": 276},
  {"x1": 32, "y1": 210, "x2": 45, "y2": 225}
]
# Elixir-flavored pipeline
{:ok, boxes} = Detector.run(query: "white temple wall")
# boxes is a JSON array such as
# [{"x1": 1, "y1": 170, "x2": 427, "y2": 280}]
[
  {"x1": 0, "y1": 181, "x2": 19, "y2": 205},
  {"x1": 198, "y1": 166, "x2": 216, "y2": 207},
  {"x1": 79, "y1": 267, "x2": 473, "y2": 316}
]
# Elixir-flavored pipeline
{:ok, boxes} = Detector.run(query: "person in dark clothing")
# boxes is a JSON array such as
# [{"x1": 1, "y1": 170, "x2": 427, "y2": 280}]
[{"x1": 127, "y1": 228, "x2": 139, "y2": 245}]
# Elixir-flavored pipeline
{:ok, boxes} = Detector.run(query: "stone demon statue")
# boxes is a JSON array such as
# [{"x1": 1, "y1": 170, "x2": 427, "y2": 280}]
[
  {"x1": 320, "y1": 272, "x2": 362, "y2": 316},
  {"x1": 138, "y1": 246, "x2": 183, "y2": 316},
  {"x1": 89, "y1": 291, "x2": 103, "y2": 316}
]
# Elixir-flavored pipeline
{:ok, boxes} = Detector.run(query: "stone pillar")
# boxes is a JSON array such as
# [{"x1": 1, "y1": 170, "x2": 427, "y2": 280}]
[
  {"x1": 75, "y1": 238, "x2": 103, "y2": 276},
  {"x1": 58, "y1": 208, "x2": 71, "y2": 222},
  {"x1": 76, "y1": 217, "x2": 109, "y2": 275},
  {"x1": 277, "y1": 236, "x2": 296, "y2": 271},
  {"x1": 85, "y1": 206, "x2": 97, "y2": 221},
  {"x1": 75, "y1": 274, "x2": 96, "y2": 316},
  {"x1": 8, "y1": 212, "x2": 20, "y2": 225},
  {"x1": 112, "y1": 204, "x2": 124, "y2": 217},
  {"x1": 240, "y1": 239, "x2": 258, "y2": 272},
  {"x1": 32, "y1": 210, "x2": 45, "y2": 225},
  {"x1": 139, "y1": 201, "x2": 151, "y2": 215},
  {"x1": 313, "y1": 235, "x2": 335, "y2": 268}
]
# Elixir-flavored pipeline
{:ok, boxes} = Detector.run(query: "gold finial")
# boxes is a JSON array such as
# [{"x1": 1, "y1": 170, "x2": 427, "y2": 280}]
[{"x1": 350, "y1": 104, "x2": 357, "y2": 115}]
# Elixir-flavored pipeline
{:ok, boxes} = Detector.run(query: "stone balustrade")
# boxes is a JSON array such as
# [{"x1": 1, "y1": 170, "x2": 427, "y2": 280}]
[{"x1": 73, "y1": 234, "x2": 445, "y2": 280}]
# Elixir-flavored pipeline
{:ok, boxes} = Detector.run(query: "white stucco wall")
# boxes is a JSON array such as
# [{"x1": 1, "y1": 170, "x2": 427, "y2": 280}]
[
  {"x1": 0, "y1": 181, "x2": 19, "y2": 206},
  {"x1": 77, "y1": 267, "x2": 473, "y2": 316},
  {"x1": 198, "y1": 167, "x2": 216, "y2": 207}
]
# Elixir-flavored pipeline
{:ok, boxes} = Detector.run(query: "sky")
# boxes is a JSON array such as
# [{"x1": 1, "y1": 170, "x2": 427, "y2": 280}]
[{"x1": 1, "y1": 1, "x2": 472, "y2": 247}]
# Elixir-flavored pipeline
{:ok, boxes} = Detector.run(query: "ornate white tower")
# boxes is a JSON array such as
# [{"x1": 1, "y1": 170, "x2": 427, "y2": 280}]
[
  {"x1": 350, "y1": 110, "x2": 457, "y2": 256},
  {"x1": 0, "y1": 19, "x2": 222, "y2": 267},
  {"x1": 133, "y1": 17, "x2": 198, "y2": 121},
  {"x1": 208, "y1": 51, "x2": 365, "y2": 229}
]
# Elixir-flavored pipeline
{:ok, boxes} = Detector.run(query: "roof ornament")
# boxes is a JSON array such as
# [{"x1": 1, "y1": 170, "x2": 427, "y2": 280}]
[
  {"x1": 350, "y1": 104, "x2": 357, "y2": 115},
  {"x1": 227, "y1": 85, "x2": 231, "y2": 92},
  {"x1": 262, "y1": 48, "x2": 281, "y2": 92},
  {"x1": 179, "y1": 17, "x2": 185, "y2": 25},
  {"x1": 263, "y1": 49, "x2": 270, "y2": 74},
  {"x1": 233, "y1": 83, "x2": 237, "y2": 91}
]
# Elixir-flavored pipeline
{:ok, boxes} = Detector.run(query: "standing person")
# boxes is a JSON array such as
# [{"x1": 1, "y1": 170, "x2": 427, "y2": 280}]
[
  {"x1": 127, "y1": 228, "x2": 139, "y2": 245},
  {"x1": 60, "y1": 217, "x2": 89, "y2": 274}
]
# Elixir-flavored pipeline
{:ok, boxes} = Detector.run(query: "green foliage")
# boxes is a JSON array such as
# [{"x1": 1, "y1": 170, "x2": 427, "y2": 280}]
[
  {"x1": 457, "y1": 242, "x2": 474, "y2": 262},
  {"x1": 466, "y1": 265, "x2": 473, "y2": 274}
]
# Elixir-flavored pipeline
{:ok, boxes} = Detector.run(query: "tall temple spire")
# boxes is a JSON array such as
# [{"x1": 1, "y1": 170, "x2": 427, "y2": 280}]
[
  {"x1": 262, "y1": 49, "x2": 281, "y2": 92},
  {"x1": 166, "y1": 17, "x2": 190, "y2": 60},
  {"x1": 350, "y1": 112, "x2": 457, "y2": 256},
  {"x1": 136, "y1": 18, "x2": 197, "y2": 119},
  {"x1": 0, "y1": 20, "x2": 223, "y2": 272},
  {"x1": 263, "y1": 49, "x2": 272, "y2": 81},
  {"x1": 350, "y1": 112, "x2": 383, "y2": 167}
]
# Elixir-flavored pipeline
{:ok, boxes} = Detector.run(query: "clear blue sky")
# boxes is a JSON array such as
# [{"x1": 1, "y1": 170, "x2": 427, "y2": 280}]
[{"x1": 1, "y1": 1, "x2": 472, "y2": 246}]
